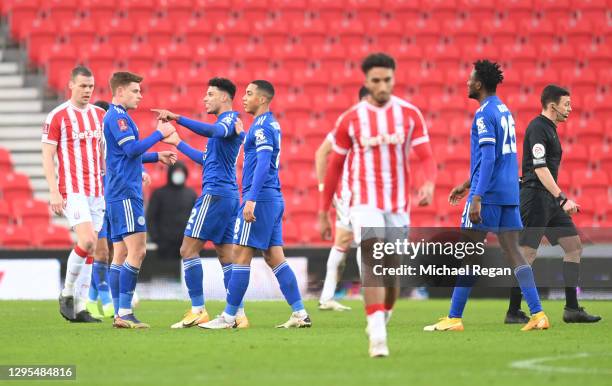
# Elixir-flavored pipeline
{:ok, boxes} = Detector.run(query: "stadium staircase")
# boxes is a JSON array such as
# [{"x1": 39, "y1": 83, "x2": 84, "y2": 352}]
[{"x1": 1, "y1": 0, "x2": 611, "y2": 249}]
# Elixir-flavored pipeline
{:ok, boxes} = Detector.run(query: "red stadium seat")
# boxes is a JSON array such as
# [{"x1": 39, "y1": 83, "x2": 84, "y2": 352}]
[
  {"x1": 97, "y1": 17, "x2": 137, "y2": 47},
  {"x1": 123, "y1": 0, "x2": 156, "y2": 20},
  {"x1": 0, "y1": 225, "x2": 33, "y2": 249},
  {"x1": 11, "y1": 198, "x2": 50, "y2": 227},
  {"x1": 562, "y1": 144, "x2": 590, "y2": 170},
  {"x1": 63, "y1": 18, "x2": 98, "y2": 48},
  {"x1": 0, "y1": 201, "x2": 11, "y2": 225},
  {"x1": 33, "y1": 224, "x2": 74, "y2": 249},
  {"x1": 42, "y1": 0, "x2": 79, "y2": 20},
  {"x1": 573, "y1": 170, "x2": 609, "y2": 198},
  {"x1": 7, "y1": 0, "x2": 40, "y2": 42},
  {"x1": 82, "y1": 0, "x2": 118, "y2": 20},
  {"x1": 0, "y1": 173, "x2": 32, "y2": 201},
  {"x1": 566, "y1": 120, "x2": 604, "y2": 147},
  {"x1": 26, "y1": 18, "x2": 58, "y2": 65},
  {"x1": 0, "y1": 148, "x2": 14, "y2": 173}
]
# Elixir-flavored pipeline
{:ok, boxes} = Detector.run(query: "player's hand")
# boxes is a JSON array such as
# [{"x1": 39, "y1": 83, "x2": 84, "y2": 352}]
[
  {"x1": 469, "y1": 195, "x2": 482, "y2": 224},
  {"x1": 562, "y1": 199, "x2": 579, "y2": 215},
  {"x1": 151, "y1": 108, "x2": 179, "y2": 122},
  {"x1": 162, "y1": 132, "x2": 181, "y2": 146},
  {"x1": 158, "y1": 151, "x2": 177, "y2": 166},
  {"x1": 243, "y1": 200, "x2": 256, "y2": 223},
  {"x1": 449, "y1": 183, "x2": 469, "y2": 206},
  {"x1": 156, "y1": 121, "x2": 176, "y2": 138},
  {"x1": 318, "y1": 211, "x2": 332, "y2": 240},
  {"x1": 142, "y1": 172, "x2": 151, "y2": 187},
  {"x1": 417, "y1": 181, "x2": 434, "y2": 206},
  {"x1": 234, "y1": 118, "x2": 244, "y2": 136},
  {"x1": 49, "y1": 190, "x2": 65, "y2": 216}
]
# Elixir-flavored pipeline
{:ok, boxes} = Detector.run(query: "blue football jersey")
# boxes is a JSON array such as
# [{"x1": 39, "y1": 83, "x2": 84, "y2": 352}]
[
  {"x1": 468, "y1": 95, "x2": 520, "y2": 205},
  {"x1": 200, "y1": 111, "x2": 242, "y2": 199},
  {"x1": 242, "y1": 111, "x2": 282, "y2": 201},
  {"x1": 103, "y1": 104, "x2": 145, "y2": 203}
]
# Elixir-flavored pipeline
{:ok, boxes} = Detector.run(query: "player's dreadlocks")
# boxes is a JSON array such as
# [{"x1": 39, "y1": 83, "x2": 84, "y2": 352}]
[{"x1": 473, "y1": 60, "x2": 504, "y2": 93}]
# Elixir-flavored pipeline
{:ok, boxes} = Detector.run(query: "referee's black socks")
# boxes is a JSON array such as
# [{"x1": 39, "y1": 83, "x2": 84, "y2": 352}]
[
  {"x1": 563, "y1": 261, "x2": 580, "y2": 309},
  {"x1": 508, "y1": 286, "x2": 523, "y2": 313}
]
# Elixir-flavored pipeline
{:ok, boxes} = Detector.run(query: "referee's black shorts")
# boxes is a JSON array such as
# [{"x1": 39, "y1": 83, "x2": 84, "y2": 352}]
[{"x1": 519, "y1": 187, "x2": 579, "y2": 249}]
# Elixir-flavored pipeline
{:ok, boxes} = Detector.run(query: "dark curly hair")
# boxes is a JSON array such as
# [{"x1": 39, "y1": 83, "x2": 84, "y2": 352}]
[{"x1": 473, "y1": 60, "x2": 504, "y2": 93}]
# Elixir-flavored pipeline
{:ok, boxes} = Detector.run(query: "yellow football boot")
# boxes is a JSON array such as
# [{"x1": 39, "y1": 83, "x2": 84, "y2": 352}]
[
  {"x1": 520, "y1": 311, "x2": 550, "y2": 331},
  {"x1": 423, "y1": 317, "x2": 464, "y2": 331},
  {"x1": 171, "y1": 309, "x2": 210, "y2": 329}
]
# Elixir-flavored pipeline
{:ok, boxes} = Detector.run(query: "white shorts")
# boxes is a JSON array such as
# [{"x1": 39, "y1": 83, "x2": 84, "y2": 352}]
[
  {"x1": 334, "y1": 195, "x2": 352, "y2": 232},
  {"x1": 349, "y1": 205, "x2": 409, "y2": 243},
  {"x1": 63, "y1": 193, "x2": 105, "y2": 232}
]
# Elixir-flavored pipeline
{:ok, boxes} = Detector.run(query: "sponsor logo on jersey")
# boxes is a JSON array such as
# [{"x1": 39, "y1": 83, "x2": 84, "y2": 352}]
[
  {"x1": 476, "y1": 117, "x2": 487, "y2": 134},
  {"x1": 360, "y1": 132, "x2": 406, "y2": 147},
  {"x1": 255, "y1": 129, "x2": 267, "y2": 145},
  {"x1": 72, "y1": 129, "x2": 102, "y2": 140}
]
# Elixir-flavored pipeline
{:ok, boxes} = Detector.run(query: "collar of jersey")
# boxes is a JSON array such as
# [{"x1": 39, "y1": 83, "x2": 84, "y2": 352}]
[
  {"x1": 67, "y1": 101, "x2": 90, "y2": 113},
  {"x1": 480, "y1": 95, "x2": 498, "y2": 106},
  {"x1": 111, "y1": 103, "x2": 127, "y2": 113},
  {"x1": 363, "y1": 96, "x2": 394, "y2": 112}
]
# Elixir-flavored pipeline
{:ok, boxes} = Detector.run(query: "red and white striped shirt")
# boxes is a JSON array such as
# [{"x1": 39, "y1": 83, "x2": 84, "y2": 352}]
[
  {"x1": 330, "y1": 96, "x2": 431, "y2": 213},
  {"x1": 42, "y1": 101, "x2": 106, "y2": 197}
]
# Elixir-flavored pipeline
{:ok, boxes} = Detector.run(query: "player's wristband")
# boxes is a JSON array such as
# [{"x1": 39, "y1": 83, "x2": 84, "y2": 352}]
[{"x1": 556, "y1": 192, "x2": 568, "y2": 208}]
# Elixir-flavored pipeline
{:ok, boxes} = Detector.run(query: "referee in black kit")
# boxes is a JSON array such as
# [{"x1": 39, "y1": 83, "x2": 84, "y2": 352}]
[{"x1": 504, "y1": 85, "x2": 601, "y2": 324}]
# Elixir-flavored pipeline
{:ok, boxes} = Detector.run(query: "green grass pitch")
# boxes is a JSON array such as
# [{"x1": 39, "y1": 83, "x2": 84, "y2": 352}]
[{"x1": 1, "y1": 299, "x2": 610, "y2": 386}]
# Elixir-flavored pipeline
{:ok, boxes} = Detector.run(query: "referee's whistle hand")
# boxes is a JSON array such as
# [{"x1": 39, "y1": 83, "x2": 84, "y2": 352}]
[{"x1": 562, "y1": 199, "x2": 579, "y2": 215}]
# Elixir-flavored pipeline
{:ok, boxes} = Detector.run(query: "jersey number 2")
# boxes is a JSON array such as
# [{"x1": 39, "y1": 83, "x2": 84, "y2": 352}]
[{"x1": 501, "y1": 114, "x2": 517, "y2": 155}]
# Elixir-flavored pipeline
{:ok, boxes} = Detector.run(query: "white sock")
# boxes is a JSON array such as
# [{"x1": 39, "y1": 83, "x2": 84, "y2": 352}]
[
  {"x1": 320, "y1": 247, "x2": 347, "y2": 303},
  {"x1": 118, "y1": 308, "x2": 132, "y2": 317},
  {"x1": 191, "y1": 306, "x2": 204, "y2": 314},
  {"x1": 61, "y1": 249, "x2": 86, "y2": 296},
  {"x1": 294, "y1": 309, "x2": 308, "y2": 318},
  {"x1": 385, "y1": 310, "x2": 393, "y2": 325},
  {"x1": 221, "y1": 312, "x2": 236, "y2": 323},
  {"x1": 236, "y1": 308, "x2": 246, "y2": 317},
  {"x1": 74, "y1": 260, "x2": 93, "y2": 312},
  {"x1": 367, "y1": 311, "x2": 387, "y2": 341}
]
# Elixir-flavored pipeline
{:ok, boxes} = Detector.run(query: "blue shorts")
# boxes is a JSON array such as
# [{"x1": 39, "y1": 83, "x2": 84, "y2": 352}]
[
  {"x1": 184, "y1": 194, "x2": 239, "y2": 245},
  {"x1": 233, "y1": 200, "x2": 284, "y2": 250},
  {"x1": 107, "y1": 198, "x2": 146, "y2": 242},
  {"x1": 98, "y1": 211, "x2": 111, "y2": 240},
  {"x1": 461, "y1": 198, "x2": 523, "y2": 233}
]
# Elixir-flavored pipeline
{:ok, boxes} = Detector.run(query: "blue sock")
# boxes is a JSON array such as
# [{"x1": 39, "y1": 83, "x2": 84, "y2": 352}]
[
  {"x1": 93, "y1": 261, "x2": 112, "y2": 306},
  {"x1": 88, "y1": 273, "x2": 98, "y2": 302},
  {"x1": 449, "y1": 274, "x2": 478, "y2": 318},
  {"x1": 514, "y1": 265, "x2": 543, "y2": 314},
  {"x1": 119, "y1": 262, "x2": 139, "y2": 312},
  {"x1": 222, "y1": 263, "x2": 244, "y2": 309},
  {"x1": 183, "y1": 257, "x2": 204, "y2": 308},
  {"x1": 273, "y1": 261, "x2": 304, "y2": 312},
  {"x1": 224, "y1": 264, "x2": 250, "y2": 316},
  {"x1": 109, "y1": 264, "x2": 121, "y2": 315}
]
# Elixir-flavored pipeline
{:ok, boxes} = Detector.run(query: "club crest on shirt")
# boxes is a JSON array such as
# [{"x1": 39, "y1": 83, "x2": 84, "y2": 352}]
[{"x1": 118, "y1": 118, "x2": 129, "y2": 132}]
